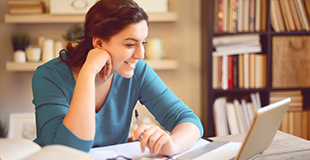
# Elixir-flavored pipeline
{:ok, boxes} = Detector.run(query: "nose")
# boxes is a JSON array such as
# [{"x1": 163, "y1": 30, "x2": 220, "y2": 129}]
[{"x1": 133, "y1": 43, "x2": 145, "y2": 60}]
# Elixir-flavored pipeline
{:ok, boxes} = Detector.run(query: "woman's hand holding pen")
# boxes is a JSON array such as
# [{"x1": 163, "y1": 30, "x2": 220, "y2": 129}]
[
  {"x1": 132, "y1": 124, "x2": 177, "y2": 156},
  {"x1": 82, "y1": 47, "x2": 112, "y2": 81}
]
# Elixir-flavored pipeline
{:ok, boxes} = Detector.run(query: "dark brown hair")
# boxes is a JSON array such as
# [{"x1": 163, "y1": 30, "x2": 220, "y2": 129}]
[{"x1": 60, "y1": 0, "x2": 149, "y2": 66}]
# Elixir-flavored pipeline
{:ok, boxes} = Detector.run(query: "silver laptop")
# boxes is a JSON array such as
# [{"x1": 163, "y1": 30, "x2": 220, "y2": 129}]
[{"x1": 178, "y1": 98, "x2": 291, "y2": 160}]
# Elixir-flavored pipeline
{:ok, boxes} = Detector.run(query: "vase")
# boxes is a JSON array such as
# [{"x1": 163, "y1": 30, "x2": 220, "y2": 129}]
[
  {"x1": 14, "y1": 50, "x2": 26, "y2": 63},
  {"x1": 145, "y1": 38, "x2": 164, "y2": 60}
]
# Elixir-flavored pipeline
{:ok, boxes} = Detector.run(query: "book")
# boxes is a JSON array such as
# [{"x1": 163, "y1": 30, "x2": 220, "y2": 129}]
[
  {"x1": 241, "y1": 99, "x2": 251, "y2": 129},
  {"x1": 295, "y1": 0, "x2": 307, "y2": 30},
  {"x1": 288, "y1": 111, "x2": 295, "y2": 135},
  {"x1": 297, "y1": 0, "x2": 310, "y2": 31},
  {"x1": 228, "y1": 55, "x2": 234, "y2": 89},
  {"x1": 289, "y1": 0, "x2": 303, "y2": 31},
  {"x1": 218, "y1": 56, "x2": 223, "y2": 88},
  {"x1": 213, "y1": 97, "x2": 229, "y2": 136},
  {"x1": 217, "y1": 0, "x2": 224, "y2": 32},
  {"x1": 243, "y1": 53, "x2": 250, "y2": 89},
  {"x1": 294, "y1": 111, "x2": 302, "y2": 137},
  {"x1": 230, "y1": 0, "x2": 238, "y2": 32},
  {"x1": 9, "y1": 7, "x2": 44, "y2": 14},
  {"x1": 0, "y1": 138, "x2": 94, "y2": 160},
  {"x1": 249, "y1": 0, "x2": 255, "y2": 32},
  {"x1": 261, "y1": 0, "x2": 267, "y2": 31},
  {"x1": 255, "y1": 0, "x2": 261, "y2": 32},
  {"x1": 301, "y1": 110, "x2": 308, "y2": 139},
  {"x1": 212, "y1": 46, "x2": 261, "y2": 57},
  {"x1": 243, "y1": 0, "x2": 250, "y2": 32},
  {"x1": 212, "y1": 33, "x2": 260, "y2": 46},
  {"x1": 233, "y1": 99, "x2": 248, "y2": 133},
  {"x1": 226, "y1": 102, "x2": 240, "y2": 134},
  {"x1": 270, "y1": 0, "x2": 280, "y2": 32},
  {"x1": 238, "y1": 54, "x2": 244, "y2": 88},
  {"x1": 212, "y1": 56, "x2": 219, "y2": 88},
  {"x1": 7, "y1": 0, "x2": 43, "y2": 5},
  {"x1": 232, "y1": 55, "x2": 239, "y2": 88},
  {"x1": 304, "y1": 0, "x2": 310, "y2": 24},
  {"x1": 249, "y1": 53, "x2": 256, "y2": 88},
  {"x1": 237, "y1": 0, "x2": 243, "y2": 32},
  {"x1": 213, "y1": 0, "x2": 219, "y2": 32},
  {"x1": 283, "y1": 0, "x2": 296, "y2": 31},
  {"x1": 223, "y1": 0, "x2": 229, "y2": 32},
  {"x1": 271, "y1": 0, "x2": 285, "y2": 32},
  {"x1": 255, "y1": 54, "x2": 267, "y2": 88},
  {"x1": 279, "y1": 0, "x2": 290, "y2": 31},
  {"x1": 281, "y1": 112, "x2": 289, "y2": 133},
  {"x1": 222, "y1": 55, "x2": 228, "y2": 90}
]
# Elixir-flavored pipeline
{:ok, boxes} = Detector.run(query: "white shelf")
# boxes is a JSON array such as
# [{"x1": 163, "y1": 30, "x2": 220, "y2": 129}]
[
  {"x1": 6, "y1": 59, "x2": 178, "y2": 71},
  {"x1": 4, "y1": 12, "x2": 178, "y2": 24}
]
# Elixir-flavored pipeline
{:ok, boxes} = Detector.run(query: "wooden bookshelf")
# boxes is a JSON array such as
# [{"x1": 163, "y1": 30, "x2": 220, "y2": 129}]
[
  {"x1": 201, "y1": 0, "x2": 310, "y2": 137},
  {"x1": 4, "y1": 12, "x2": 178, "y2": 24},
  {"x1": 6, "y1": 59, "x2": 178, "y2": 71}
]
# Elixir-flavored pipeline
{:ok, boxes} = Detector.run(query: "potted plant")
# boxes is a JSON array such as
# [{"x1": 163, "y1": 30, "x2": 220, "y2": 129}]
[
  {"x1": 63, "y1": 24, "x2": 84, "y2": 45},
  {"x1": 0, "y1": 120, "x2": 7, "y2": 138},
  {"x1": 11, "y1": 32, "x2": 30, "y2": 63}
]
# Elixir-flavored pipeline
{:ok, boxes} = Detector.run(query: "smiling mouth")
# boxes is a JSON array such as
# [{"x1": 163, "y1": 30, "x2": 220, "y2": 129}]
[{"x1": 125, "y1": 61, "x2": 137, "y2": 68}]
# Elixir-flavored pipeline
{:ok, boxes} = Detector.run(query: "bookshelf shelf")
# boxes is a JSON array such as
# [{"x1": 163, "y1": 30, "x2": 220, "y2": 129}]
[
  {"x1": 6, "y1": 59, "x2": 178, "y2": 71},
  {"x1": 4, "y1": 12, "x2": 178, "y2": 24},
  {"x1": 201, "y1": 0, "x2": 310, "y2": 138}
]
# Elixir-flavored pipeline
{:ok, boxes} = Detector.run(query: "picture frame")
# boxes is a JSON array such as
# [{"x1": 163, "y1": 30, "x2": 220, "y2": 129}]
[{"x1": 8, "y1": 112, "x2": 36, "y2": 140}]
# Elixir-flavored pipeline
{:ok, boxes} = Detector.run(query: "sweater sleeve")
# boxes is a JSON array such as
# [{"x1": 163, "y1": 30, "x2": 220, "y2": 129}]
[
  {"x1": 137, "y1": 61, "x2": 204, "y2": 136},
  {"x1": 32, "y1": 65, "x2": 93, "y2": 152}
]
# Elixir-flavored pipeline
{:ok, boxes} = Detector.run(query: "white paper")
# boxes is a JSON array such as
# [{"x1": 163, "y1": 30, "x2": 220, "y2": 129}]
[{"x1": 89, "y1": 139, "x2": 210, "y2": 160}]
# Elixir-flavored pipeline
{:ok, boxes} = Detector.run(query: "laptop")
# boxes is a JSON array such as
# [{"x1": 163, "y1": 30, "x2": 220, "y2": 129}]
[{"x1": 177, "y1": 98, "x2": 291, "y2": 160}]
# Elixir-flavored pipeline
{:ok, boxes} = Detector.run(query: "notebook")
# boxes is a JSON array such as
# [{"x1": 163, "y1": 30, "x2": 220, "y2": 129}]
[{"x1": 177, "y1": 98, "x2": 291, "y2": 160}]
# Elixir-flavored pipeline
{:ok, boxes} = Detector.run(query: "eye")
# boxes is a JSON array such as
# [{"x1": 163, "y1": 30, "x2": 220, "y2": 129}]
[
  {"x1": 125, "y1": 43, "x2": 135, "y2": 47},
  {"x1": 142, "y1": 41, "x2": 147, "y2": 45}
]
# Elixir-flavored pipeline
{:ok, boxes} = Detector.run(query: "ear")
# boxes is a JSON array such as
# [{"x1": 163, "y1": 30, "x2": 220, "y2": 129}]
[{"x1": 92, "y1": 37, "x2": 106, "y2": 49}]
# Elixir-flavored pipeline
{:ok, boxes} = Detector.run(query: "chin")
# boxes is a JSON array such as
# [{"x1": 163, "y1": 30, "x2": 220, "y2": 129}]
[{"x1": 119, "y1": 72, "x2": 134, "y2": 79}]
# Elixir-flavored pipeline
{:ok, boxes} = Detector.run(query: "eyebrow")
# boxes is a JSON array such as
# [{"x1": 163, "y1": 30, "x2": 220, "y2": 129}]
[
  {"x1": 124, "y1": 38, "x2": 139, "y2": 42},
  {"x1": 123, "y1": 37, "x2": 148, "y2": 42}
]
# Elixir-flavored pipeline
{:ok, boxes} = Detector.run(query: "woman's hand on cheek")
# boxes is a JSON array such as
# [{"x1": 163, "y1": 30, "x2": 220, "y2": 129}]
[
  {"x1": 132, "y1": 124, "x2": 177, "y2": 156},
  {"x1": 83, "y1": 48, "x2": 112, "y2": 78}
]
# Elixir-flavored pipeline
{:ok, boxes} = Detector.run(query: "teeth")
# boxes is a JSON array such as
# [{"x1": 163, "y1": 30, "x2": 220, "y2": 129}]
[
  {"x1": 125, "y1": 61, "x2": 136, "y2": 67},
  {"x1": 126, "y1": 61, "x2": 135, "y2": 65}
]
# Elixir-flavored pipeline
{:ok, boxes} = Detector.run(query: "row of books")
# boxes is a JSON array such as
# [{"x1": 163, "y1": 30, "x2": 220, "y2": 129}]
[
  {"x1": 279, "y1": 110, "x2": 310, "y2": 140},
  {"x1": 7, "y1": 0, "x2": 45, "y2": 14},
  {"x1": 212, "y1": 53, "x2": 267, "y2": 90},
  {"x1": 270, "y1": 90, "x2": 303, "y2": 111},
  {"x1": 213, "y1": 0, "x2": 267, "y2": 33},
  {"x1": 271, "y1": 0, "x2": 310, "y2": 32},
  {"x1": 213, "y1": 92, "x2": 261, "y2": 136}
]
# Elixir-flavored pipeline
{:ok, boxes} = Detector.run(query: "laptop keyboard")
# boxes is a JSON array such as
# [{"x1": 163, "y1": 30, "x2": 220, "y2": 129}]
[{"x1": 194, "y1": 141, "x2": 242, "y2": 160}]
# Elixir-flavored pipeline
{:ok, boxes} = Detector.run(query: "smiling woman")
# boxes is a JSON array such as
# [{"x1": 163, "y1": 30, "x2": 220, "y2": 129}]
[{"x1": 31, "y1": 0, "x2": 203, "y2": 157}]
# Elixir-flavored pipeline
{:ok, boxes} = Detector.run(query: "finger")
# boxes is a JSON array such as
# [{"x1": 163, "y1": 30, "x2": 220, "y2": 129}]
[
  {"x1": 99, "y1": 67, "x2": 105, "y2": 81},
  {"x1": 147, "y1": 127, "x2": 163, "y2": 154},
  {"x1": 132, "y1": 124, "x2": 150, "y2": 141},
  {"x1": 140, "y1": 127, "x2": 157, "y2": 153},
  {"x1": 153, "y1": 134, "x2": 169, "y2": 155},
  {"x1": 106, "y1": 60, "x2": 112, "y2": 76}
]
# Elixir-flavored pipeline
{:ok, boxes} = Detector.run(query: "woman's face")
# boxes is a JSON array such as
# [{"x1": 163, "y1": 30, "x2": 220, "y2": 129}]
[{"x1": 103, "y1": 20, "x2": 148, "y2": 79}]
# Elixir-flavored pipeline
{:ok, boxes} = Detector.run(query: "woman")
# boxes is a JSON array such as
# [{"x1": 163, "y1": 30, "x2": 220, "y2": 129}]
[{"x1": 32, "y1": 0, "x2": 203, "y2": 156}]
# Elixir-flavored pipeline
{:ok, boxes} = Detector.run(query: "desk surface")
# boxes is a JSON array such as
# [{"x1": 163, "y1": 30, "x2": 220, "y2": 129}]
[{"x1": 210, "y1": 131, "x2": 310, "y2": 159}]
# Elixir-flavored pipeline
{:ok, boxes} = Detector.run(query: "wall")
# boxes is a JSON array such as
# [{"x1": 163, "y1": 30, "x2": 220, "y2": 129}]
[{"x1": 0, "y1": 0, "x2": 201, "y2": 133}]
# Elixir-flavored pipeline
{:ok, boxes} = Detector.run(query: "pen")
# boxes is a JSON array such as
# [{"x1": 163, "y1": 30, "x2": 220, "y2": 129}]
[
  {"x1": 135, "y1": 109, "x2": 143, "y2": 139},
  {"x1": 135, "y1": 109, "x2": 141, "y2": 127}
]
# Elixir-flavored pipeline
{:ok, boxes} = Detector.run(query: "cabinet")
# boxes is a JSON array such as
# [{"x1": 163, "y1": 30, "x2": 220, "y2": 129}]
[
  {"x1": 201, "y1": 0, "x2": 310, "y2": 137},
  {"x1": 5, "y1": 12, "x2": 178, "y2": 71}
]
